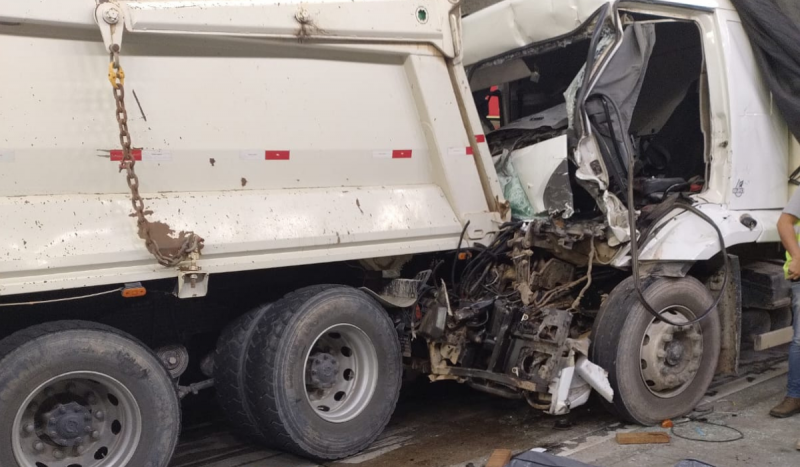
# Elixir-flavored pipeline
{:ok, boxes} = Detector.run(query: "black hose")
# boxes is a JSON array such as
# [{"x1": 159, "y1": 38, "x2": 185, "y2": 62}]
[
  {"x1": 590, "y1": 93, "x2": 728, "y2": 326},
  {"x1": 451, "y1": 220, "x2": 471, "y2": 289}
]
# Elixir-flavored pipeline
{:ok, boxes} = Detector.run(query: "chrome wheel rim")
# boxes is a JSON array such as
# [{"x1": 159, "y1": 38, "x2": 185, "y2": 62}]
[
  {"x1": 639, "y1": 306, "x2": 704, "y2": 398},
  {"x1": 12, "y1": 371, "x2": 142, "y2": 467},
  {"x1": 303, "y1": 324, "x2": 379, "y2": 423}
]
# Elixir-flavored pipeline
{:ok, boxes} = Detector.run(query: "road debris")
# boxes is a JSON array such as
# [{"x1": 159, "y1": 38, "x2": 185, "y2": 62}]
[{"x1": 615, "y1": 432, "x2": 670, "y2": 445}]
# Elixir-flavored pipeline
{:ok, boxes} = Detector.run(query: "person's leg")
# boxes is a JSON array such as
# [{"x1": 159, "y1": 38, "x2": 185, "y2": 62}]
[
  {"x1": 787, "y1": 282, "x2": 800, "y2": 397},
  {"x1": 770, "y1": 281, "x2": 800, "y2": 417}
]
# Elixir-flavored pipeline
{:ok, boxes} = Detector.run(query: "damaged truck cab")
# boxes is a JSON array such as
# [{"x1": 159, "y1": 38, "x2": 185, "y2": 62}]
[{"x1": 429, "y1": 0, "x2": 794, "y2": 423}]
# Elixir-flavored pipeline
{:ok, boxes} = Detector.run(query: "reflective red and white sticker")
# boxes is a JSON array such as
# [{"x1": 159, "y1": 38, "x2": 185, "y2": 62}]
[
  {"x1": 240, "y1": 150, "x2": 291, "y2": 160},
  {"x1": 448, "y1": 147, "x2": 473, "y2": 156},
  {"x1": 110, "y1": 149, "x2": 142, "y2": 161},
  {"x1": 110, "y1": 149, "x2": 171, "y2": 162},
  {"x1": 373, "y1": 149, "x2": 413, "y2": 159},
  {"x1": 448, "y1": 135, "x2": 485, "y2": 157}
]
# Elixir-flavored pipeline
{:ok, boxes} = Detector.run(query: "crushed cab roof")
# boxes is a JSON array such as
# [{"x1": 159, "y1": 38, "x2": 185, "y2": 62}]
[{"x1": 461, "y1": 0, "x2": 727, "y2": 66}]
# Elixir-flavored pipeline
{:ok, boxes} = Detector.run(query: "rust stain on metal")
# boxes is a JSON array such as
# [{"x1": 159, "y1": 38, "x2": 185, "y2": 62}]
[
  {"x1": 241, "y1": 177, "x2": 248, "y2": 187},
  {"x1": 138, "y1": 220, "x2": 194, "y2": 257},
  {"x1": 356, "y1": 198, "x2": 364, "y2": 214},
  {"x1": 295, "y1": 9, "x2": 327, "y2": 42},
  {"x1": 209, "y1": 158, "x2": 216, "y2": 167}
]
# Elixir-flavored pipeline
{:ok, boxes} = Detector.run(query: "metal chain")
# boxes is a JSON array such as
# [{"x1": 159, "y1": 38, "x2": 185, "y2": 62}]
[{"x1": 109, "y1": 47, "x2": 203, "y2": 267}]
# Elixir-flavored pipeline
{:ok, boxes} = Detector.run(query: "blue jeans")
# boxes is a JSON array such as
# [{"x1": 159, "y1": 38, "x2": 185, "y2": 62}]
[{"x1": 789, "y1": 282, "x2": 800, "y2": 398}]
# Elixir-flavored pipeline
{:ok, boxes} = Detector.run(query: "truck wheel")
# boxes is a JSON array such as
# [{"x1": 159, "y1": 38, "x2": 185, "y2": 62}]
[
  {"x1": 592, "y1": 276, "x2": 721, "y2": 425},
  {"x1": 245, "y1": 286, "x2": 402, "y2": 461},
  {"x1": 214, "y1": 305, "x2": 272, "y2": 444},
  {"x1": 0, "y1": 321, "x2": 180, "y2": 467}
]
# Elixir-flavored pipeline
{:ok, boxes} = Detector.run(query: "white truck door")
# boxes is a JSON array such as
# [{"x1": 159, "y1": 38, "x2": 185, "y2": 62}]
[{"x1": 718, "y1": 10, "x2": 789, "y2": 210}]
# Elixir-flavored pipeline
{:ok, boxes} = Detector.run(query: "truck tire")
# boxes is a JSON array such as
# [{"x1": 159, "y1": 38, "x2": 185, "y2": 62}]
[
  {"x1": 245, "y1": 286, "x2": 402, "y2": 461},
  {"x1": 0, "y1": 320, "x2": 180, "y2": 467},
  {"x1": 592, "y1": 276, "x2": 721, "y2": 425},
  {"x1": 214, "y1": 305, "x2": 272, "y2": 444}
]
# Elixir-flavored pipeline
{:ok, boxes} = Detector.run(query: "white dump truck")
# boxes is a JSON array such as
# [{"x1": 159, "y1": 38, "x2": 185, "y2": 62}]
[{"x1": 1, "y1": 0, "x2": 798, "y2": 465}]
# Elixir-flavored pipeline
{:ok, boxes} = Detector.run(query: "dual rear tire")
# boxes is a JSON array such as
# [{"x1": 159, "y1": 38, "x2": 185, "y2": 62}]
[
  {"x1": 215, "y1": 285, "x2": 402, "y2": 461},
  {"x1": 0, "y1": 321, "x2": 180, "y2": 467}
]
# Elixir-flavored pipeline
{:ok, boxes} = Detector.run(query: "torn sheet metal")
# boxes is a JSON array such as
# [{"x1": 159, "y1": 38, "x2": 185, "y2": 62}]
[
  {"x1": 462, "y1": 0, "x2": 611, "y2": 66},
  {"x1": 511, "y1": 135, "x2": 574, "y2": 217},
  {"x1": 583, "y1": 22, "x2": 656, "y2": 175}
]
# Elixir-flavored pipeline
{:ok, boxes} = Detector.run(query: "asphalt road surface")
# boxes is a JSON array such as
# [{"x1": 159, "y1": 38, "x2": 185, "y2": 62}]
[{"x1": 170, "y1": 349, "x2": 787, "y2": 467}]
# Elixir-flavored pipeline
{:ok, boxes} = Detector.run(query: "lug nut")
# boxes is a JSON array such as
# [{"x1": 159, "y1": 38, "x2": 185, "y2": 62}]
[
  {"x1": 24, "y1": 423, "x2": 35, "y2": 434},
  {"x1": 29, "y1": 403, "x2": 38, "y2": 412},
  {"x1": 92, "y1": 430, "x2": 100, "y2": 440},
  {"x1": 87, "y1": 393, "x2": 97, "y2": 404},
  {"x1": 53, "y1": 449, "x2": 64, "y2": 460},
  {"x1": 95, "y1": 411, "x2": 104, "y2": 421},
  {"x1": 85, "y1": 425, "x2": 93, "y2": 433},
  {"x1": 33, "y1": 441, "x2": 44, "y2": 452}
]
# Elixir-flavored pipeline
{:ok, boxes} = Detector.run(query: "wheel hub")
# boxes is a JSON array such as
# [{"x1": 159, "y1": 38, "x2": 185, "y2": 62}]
[
  {"x1": 303, "y1": 324, "x2": 379, "y2": 424},
  {"x1": 307, "y1": 353, "x2": 340, "y2": 389},
  {"x1": 664, "y1": 341, "x2": 685, "y2": 366},
  {"x1": 640, "y1": 307, "x2": 704, "y2": 398},
  {"x1": 44, "y1": 401, "x2": 93, "y2": 447},
  {"x1": 13, "y1": 372, "x2": 143, "y2": 467}
]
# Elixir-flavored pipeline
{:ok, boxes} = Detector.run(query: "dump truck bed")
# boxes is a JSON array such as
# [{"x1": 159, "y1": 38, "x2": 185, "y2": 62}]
[{"x1": 0, "y1": 0, "x2": 503, "y2": 297}]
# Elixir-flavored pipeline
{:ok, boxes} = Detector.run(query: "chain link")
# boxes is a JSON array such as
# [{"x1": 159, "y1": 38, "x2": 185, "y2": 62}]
[{"x1": 109, "y1": 48, "x2": 203, "y2": 267}]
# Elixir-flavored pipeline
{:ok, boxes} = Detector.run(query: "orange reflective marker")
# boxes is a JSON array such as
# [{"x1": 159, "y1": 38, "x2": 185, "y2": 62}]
[{"x1": 122, "y1": 283, "x2": 147, "y2": 298}]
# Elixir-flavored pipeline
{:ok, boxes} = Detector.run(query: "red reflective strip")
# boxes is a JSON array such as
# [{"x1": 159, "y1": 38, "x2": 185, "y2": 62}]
[
  {"x1": 466, "y1": 147, "x2": 474, "y2": 155},
  {"x1": 265, "y1": 150, "x2": 290, "y2": 160},
  {"x1": 475, "y1": 134, "x2": 486, "y2": 143},
  {"x1": 392, "y1": 150, "x2": 412, "y2": 159},
  {"x1": 110, "y1": 149, "x2": 142, "y2": 161}
]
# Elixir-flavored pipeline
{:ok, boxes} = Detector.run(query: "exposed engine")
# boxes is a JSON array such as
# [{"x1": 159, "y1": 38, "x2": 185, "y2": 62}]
[{"x1": 398, "y1": 221, "x2": 615, "y2": 415}]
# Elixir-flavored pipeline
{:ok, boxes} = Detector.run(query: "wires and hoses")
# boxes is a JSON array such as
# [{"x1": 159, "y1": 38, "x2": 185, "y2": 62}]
[
  {"x1": 670, "y1": 404, "x2": 745, "y2": 443},
  {"x1": 590, "y1": 93, "x2": 729, "y2": 327},
  {"x1": 455, "y1": 221, "x2": 523, "y2": 299},
  {"x1": 0, "y1": 287, "x2": 124, "y2": 307},
  {"x1": 451, "y1": 220, "x2": 471, "y2": 289}
]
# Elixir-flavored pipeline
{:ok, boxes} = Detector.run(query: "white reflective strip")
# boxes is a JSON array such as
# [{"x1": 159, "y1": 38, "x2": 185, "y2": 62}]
[
  {"x1": 142, "y1": 149, "x2": 171, "y2": 162},
  {"x1": 239, "y1": 150, "x2": 262, "y2": 160},
  {"x1": 447, "y1": 147, "x2": 468, "y2": 156},
  {"x1": 0, "y1": 150, "x2": 15, "y2": 162},
  {"x1": 372, "y1": 150, "x2": 392, "y2": 159}
]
